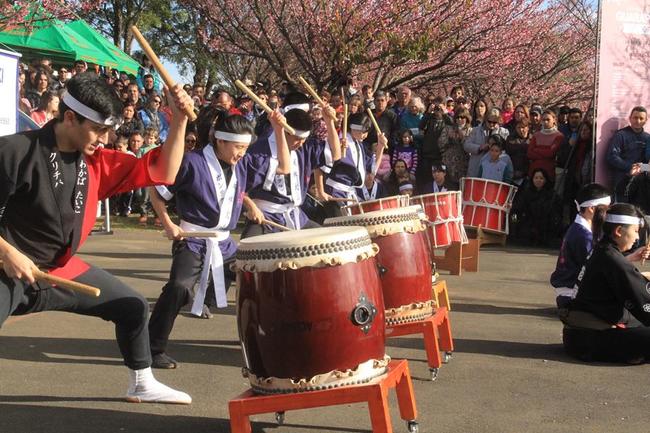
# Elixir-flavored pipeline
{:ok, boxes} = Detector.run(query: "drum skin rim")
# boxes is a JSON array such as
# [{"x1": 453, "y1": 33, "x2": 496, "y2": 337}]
[{"x1": 243, "y1": 355, "x2": 391, "y2": 394}]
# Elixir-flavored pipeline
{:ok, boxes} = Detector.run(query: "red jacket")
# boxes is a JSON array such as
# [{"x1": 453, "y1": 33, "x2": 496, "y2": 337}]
[{"x1": 527, "y1": 130, "x2": 563, "y2": 180}]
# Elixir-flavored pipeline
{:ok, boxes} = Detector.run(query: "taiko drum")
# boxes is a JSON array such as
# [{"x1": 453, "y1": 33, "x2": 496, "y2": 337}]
[{"x1": 235, "y1": 226, "x2": 388, "y2": 394}]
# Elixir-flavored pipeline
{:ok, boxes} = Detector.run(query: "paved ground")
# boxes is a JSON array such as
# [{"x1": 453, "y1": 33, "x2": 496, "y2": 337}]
[{"x1": 1, "y1": 229, "x2": 649, "y2": 433}]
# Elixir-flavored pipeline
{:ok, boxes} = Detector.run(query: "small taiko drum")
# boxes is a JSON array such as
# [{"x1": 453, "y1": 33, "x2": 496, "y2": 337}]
[
  {"x1": 235, "y1": 227, "x2": 389, "y2": 394},
  {"x1": 325, "y1": 207, "x2": 434, "y2": 326},
  {"x1": 410, "y1": 191, "x2": 464, "y2": 249},
  {"x1": 461, "y1": 177, "x2": 517, "y2": 234},
  {"x1": 342, "y1": 194, "x2": 409, "y2": 216}
]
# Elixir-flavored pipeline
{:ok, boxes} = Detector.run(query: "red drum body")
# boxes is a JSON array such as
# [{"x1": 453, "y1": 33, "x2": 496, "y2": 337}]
[
  {"x1": 410, "y1": 192, "x2": 464, "y2": 249},
  {"x1": 461, "y1": 177, "x2": 517, "y2": 234},
  {"x1": 325, "y1": 207, "x2": 434, "y2": 325},
  {"x1": 236, "y1": 227, "x2": 388, "y2": 394},
  {"x1": 342, "y1": 194, "x2": 409, "y2": 216}
]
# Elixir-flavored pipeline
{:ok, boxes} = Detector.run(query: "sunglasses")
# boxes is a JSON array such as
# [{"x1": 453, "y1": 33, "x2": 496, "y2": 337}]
[
  {"x1": 486, "y1": 120, "x2": 498, "y2": 125},
  {"x1": 153, "y1": 99, "x2": 162, "y2": 104}
]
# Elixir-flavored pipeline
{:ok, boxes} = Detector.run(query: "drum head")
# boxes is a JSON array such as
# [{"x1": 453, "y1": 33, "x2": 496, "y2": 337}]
[
  {"x1": 324, "y1": 206, "x2": 425, "y2": 237},
  {"x1": 235, "y1": 226, "x2": 378, "y2": 272}
]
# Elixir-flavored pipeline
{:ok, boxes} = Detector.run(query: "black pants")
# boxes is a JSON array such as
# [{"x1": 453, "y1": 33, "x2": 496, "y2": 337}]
[
  {"x1": 240, "y1": 218, "x2": 321, "y2": 239},
  {"x1": 563, "y1": 321, "x2": 650, "y2": 363},
  {"x1": 0, "y1": 265, "x2": 151, "y2": 370},
  {"x1": 148, "y1": 240, "x2": 235, "y2": 355}
]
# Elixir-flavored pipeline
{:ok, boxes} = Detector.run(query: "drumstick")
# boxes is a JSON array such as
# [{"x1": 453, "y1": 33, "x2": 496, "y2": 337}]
[
  {"x1": 0, "y1": 260, "x2": 100, "y2": 297},
  {"x1": 129, "y1": 26, "x2": 196, "y2": 121},
  {"x1": 234, "y1": 80, "x2": 295, "y2": 135},
  {"x1": 366, "y1": 108, "x2": 388, "y2": 149},
  {"x1": 306, "y1": 192, "x2": 325, "y2": 207},
  {"x1": 328, "y1": 197, "x2": 357, "y2": 203},
  {"x1": 342, "y1": 102, "x2": 348, "y2": 155},
  {"x1": 297, "y1": 76, "x2": 327, "y2": 107},
  {"x1": 262, "y1": 218, "x2": 293, "y2": 231}
]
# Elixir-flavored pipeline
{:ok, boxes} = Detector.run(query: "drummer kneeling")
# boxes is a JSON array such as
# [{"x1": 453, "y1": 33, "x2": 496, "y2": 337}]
[{"x1": 562, "y1": 203, "x2": 650, "y2": 364}]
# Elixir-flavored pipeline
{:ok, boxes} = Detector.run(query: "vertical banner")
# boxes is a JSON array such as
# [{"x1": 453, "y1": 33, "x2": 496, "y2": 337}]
[
  {"x1": 0, "y1": 48, "x2": 20, "y2": 137},
  {"x1": 595, "y1": 0, "x2": 650, "y2": 187}
]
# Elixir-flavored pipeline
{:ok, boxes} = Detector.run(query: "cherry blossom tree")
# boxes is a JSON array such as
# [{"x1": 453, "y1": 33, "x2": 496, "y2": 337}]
[
  {"x1": 0, "y1": 1, "x2": 101, "y2": 31},
  {"x1": 182, "y1": 0, "x2": 596, "y2": 105}
]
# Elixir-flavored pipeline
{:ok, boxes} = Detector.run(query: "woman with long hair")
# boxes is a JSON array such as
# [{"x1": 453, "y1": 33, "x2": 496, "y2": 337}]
[
  {"x1": 527, "y1": 109, "x2": 563, "y2": 183},
  {"x1": 30, "y1": 90, "x2": 60, "y2": 127},
  {"x1": 471, "y1": 98, "x2": 490, "y2": 127}
]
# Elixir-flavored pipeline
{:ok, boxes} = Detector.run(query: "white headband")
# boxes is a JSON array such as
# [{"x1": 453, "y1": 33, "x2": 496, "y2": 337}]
[
  {"x1": 214, "y1": 130, "x2": 253, "y2": 143},
  {"x1": 291, "y1": 129, "x2": 310, "y2": 139},
  {"x1": 61, "y1": 90, "x2": 122, "y2": 128},
  {"x1": 399, "y1": 183, "x2": 414, "y2": 192},
  {"x1": 350, "y1": 124, "x2": 365, "y2": 131},
  {"x1": 575, "y1": 196, "x2": 611, "y2": 211},
  {"x1": 283, "y1": 103, "x2": 310, "y2": 113},
  {"x1": 605, "y1": 214, "x2": 644, "y2": 226}
]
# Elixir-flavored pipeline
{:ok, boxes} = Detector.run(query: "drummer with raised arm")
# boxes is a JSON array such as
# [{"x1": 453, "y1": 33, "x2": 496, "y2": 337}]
[{"x1": 317, "y1": 112, "x2": 388, "y2": 217}]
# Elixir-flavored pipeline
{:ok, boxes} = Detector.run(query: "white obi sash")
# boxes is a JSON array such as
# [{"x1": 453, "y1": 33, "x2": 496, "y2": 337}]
[{"x1": 260, "y1": 134, "x2": 302, "y2": 228}]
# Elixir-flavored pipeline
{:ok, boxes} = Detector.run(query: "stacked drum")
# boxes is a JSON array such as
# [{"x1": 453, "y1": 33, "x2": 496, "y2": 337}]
[
  {"x1": 409, "y1": 191, "x2": 466, "y2": 250},
  {"x1": 460, "y1": 177, "x2": 518, "y2": 235},
  {"x1": 342, "y1": 194, "x2": 410, "y2": 216},
  {"x1": 235, "y1": 226, "x2": 390, "y2": 395},
  {"x1": 324, "y1": 207, "x2": 434, "y2": 326}
]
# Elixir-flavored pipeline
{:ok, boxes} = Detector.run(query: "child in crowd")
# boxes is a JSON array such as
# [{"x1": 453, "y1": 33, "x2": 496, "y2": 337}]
[
  {"x1": 391, "y1": 129, "x2": 419, "y2": 177},
  {"x1": 398, "y1": 181, "x2": 414, "y2": 196},
  {"x1": 140, "y1": 127, "x2": 160, "y2": 156},
  {"x1": 478, "y1": 136, "x2": 512, "y2": 183},
  {"x1": 421, "y1": 164, "x2": 457, "y2": 193},
  {"x1": 114, "y1": 136, "x2": 133, "y2": 155}
]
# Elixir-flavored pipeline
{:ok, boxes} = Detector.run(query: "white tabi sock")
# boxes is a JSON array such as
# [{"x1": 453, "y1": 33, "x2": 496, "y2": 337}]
[{"x1": 126, "y1": 367, "x2": 192, "y2": 404}]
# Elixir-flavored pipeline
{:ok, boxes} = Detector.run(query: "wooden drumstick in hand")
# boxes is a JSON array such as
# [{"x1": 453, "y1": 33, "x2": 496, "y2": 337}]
[
  {"x1": 366, "y1": 108, "x2": 388, "y2": 149},
  {"x1": 130, "y1": 26, "x2": 196, "y2": 121},
  {"x1": 234, "y1": 80, "x2": 296, "y2": 135},
  {"x1": 262, "y1": 219, "x2": 293, "y2": 232},
  {"x1": 298, "y1": 76, "x2": 327, "y2": 107},
  {"x1": 0, "y1": 260, "x2": 100, "y2": 297}
]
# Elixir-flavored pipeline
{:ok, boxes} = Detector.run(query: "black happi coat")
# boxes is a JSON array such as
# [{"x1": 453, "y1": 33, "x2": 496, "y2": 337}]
[{"x1": 0, "y1": 121, "x2": 167, "y2": 278}]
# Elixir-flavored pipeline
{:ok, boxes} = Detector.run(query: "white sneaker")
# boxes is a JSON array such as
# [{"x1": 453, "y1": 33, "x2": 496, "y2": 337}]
[{"x1": 126, "y1": 367, "x2": 192, "y2": 404}]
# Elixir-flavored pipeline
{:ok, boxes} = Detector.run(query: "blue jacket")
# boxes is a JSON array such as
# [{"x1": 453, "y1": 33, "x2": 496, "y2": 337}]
[{"x1": 606, "y1": 126, "x2": 650, "y2": 187}]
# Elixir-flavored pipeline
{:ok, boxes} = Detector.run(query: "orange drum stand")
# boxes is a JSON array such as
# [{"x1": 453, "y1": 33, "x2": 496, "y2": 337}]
[
  {"x1": 385, "y1": 280, "x2": 454, "y2": 381},
  {"x1": 228, "y1": 359, "x2": 419, "y2": 433}
]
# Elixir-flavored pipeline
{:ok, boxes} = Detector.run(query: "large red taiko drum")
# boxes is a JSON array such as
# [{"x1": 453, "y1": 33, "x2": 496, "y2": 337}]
[
  {"x1": 235, "y1": 226, "x2": 389, "y2": 394},
  {"x1": 461, "y1": 177, "x2": 517, "y2": 234},
  {"x1": 325, "y1": 207, "x2": 434, "y2": 325}
]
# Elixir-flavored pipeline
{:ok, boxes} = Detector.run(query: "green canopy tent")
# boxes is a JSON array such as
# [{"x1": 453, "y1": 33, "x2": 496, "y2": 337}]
[
  {"x1": 65, "y1": 20, "x2": 140, "y2": 75},
  {"x1": 0, "y1": 18, "x2": 140, "y2": 74}
]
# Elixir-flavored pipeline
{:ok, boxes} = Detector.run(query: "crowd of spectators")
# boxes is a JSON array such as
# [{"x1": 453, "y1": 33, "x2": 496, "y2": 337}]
[{"x1": 22, "y1": 56, "x2": 644, "y2": 247}]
